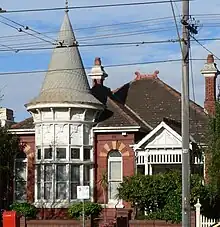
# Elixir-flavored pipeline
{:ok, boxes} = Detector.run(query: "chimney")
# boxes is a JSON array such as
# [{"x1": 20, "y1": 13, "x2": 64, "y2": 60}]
[
  {"x1": 134, "y1": 70, "x2": 159, "y2": 80},
  {"x1": 0, "y1": 107, "x2": 14, "y2": 127},
  {"x1": 88, "y1": 57, "x2": 108, "y2": 86},
  {"x1": 201, "y1": 54, "x2": 218, "y2": 115}
]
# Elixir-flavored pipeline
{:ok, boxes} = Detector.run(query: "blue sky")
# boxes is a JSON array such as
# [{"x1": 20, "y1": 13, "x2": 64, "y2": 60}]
[{"x1": 0, "y1": 0, "x2": 220, "y2": 121}]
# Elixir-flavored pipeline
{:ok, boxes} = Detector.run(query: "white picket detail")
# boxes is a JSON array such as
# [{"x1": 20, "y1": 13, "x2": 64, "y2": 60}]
[
  {"x1": 200, "y1": 214, "x2": 219, "y2": 227},
  {"x1": 195, "y1": 199, "x2": 220, "y2": 227}
]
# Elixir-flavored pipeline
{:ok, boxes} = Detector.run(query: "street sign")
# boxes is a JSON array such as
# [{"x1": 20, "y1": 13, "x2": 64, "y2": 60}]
[{"x1": 77, "y1": 186, "x2": 90, "y2": 200}]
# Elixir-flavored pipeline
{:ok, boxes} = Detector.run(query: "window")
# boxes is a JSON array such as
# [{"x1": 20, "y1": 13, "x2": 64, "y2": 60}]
[
  {"x1": 44, "y1": 165, "x2": 53, "y2": 200},
  {"x1": 84, "y1": 148, "x2": 90, "y2": 161},
  {"x1": 37, "y1": 165, "x2": 41, "y2": 200},
  {"x1": 56, "y1": 165, "x2": 67, "y2": 199},
  {"x1": 37, "y1": 148, "x2": 41, "y2": 160},
  {"x1": 56, "y1": 148, "x2": 66, "y2": 159},
  {"x1": 84, "y1": 165, "x2": 90, "y2": 186},
  {"x1": 44, "y1": 148, "x2": 52, "y2": 159},
  {"x1": 71, "y1": 148, "x2": 80, "y2": 159},
  {"x1": 70, "y1": 165, "x2": 80, "y2": 199},
  {"x1": 108, "y1": 150, "x2": 122, "y2": 203},
  {"x1": 14, "y1": 152, "x2": 27, "y2": 201},
  {"x1": 137, "y1": 165, "x2": 145, "y2": 175},
  {"x1": 36, "y1": 146, "x2": 92, "y2": 203}
]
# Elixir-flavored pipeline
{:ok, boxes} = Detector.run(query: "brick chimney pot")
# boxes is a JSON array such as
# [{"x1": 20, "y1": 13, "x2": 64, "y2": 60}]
[
  {"x1": 207, "y1": 54, "x2": 214, "y2": 64},
  {"x1": 95, "y1": 57, "x2": 101, "y2": 66}
]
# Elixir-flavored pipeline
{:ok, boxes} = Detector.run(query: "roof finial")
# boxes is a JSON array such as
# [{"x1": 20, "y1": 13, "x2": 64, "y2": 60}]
[{"x1": 65, "y1": 0, "x2": 69, "y2": 12}]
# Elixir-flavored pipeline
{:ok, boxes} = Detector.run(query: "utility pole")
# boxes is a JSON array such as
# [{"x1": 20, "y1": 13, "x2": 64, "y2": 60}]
[
  {"x1": 181, "y1": 0, "x2": 190, "y2": 226},
  {"x1": 181, "y1": 0, "x2": 198, "y2": 225}
]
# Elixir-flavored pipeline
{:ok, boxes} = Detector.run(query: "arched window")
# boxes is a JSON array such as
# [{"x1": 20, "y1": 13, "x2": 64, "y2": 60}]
[
  {"x1": 108, "y1": 150, "x2": 122, "y2": 203},
  {"x1": 14, "y1": 152, "x2": 27, "y2": 201}
]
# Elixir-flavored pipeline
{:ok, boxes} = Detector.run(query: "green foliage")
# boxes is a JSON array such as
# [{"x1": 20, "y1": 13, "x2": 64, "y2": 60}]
[
  {"x1": 10, "y1": 202, "x2": 37, "y2": 219},
  {"x1": 99, "y1": 171, "x2": 108, "y2": 191},
  {"x1": 200, "y1": 101, "x2": 220, "y2": 218},
  {"x1": 0, "y1": 126, "x2": 23, "y2": 209},
  {"x1": 68, "y1": 201, "x2": 102, "y2": 219},
  {"x1": 117, "y1": 171, "x2": 204, "y2": 223},
  {"x1": 0, "y1": 126, "x2": 22, "y2": 168},
  {"x1": 206, "y1": 102, "x2": 220, "y2": 195}
]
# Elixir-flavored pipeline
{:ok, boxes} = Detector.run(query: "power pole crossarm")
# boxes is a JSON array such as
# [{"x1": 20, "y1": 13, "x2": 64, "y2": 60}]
[{"x1": 181, "y1": 0, "x2": 190, "y2": 227}]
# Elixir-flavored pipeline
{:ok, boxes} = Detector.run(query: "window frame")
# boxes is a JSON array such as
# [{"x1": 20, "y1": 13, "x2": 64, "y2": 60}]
[
  {"x1": 70, "y1": 147, "x2": 80, "y2": 160},
  {"x1": 14, "y1": 152, "x2": 27, "y2": 202},
  {"x1": 107, "y1": 150, "x2": 123, "y2": 204},
  {"x1": 35, "y1": 145, "x2": 93, "y2": 206},
  {"x1": 56, "y1": 147, "x2": 67, "y2": 160},
  {"x1": 43, "y1": 147, "x2": 53, "y2": 161}
]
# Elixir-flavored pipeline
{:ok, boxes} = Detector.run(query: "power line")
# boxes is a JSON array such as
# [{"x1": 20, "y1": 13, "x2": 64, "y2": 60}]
[
  {"x1": 1, "y1": 36, "x2": 220, "y2": 53},
  {"x1": 0, "y1": 39, "x2": 181, "y2": 52},
  {"x1": 0, "y1": 43, "x2": 19, "y2": 53},
  {"x1": 0, "y1": 14, "x2": 56, "y2": 43},
  {"x1": 0, "y1": 58, "x2": 213, "y2": 76},
  {"x1": 0, "y1": 21, "x2": 54, "y2": 46},
  {"x1": 169, "y1": 0, "x2": 183, "y2": 55},
  {"x1": 0, "y1": 59, "x2": 182, "y2": 76},
  {"x1": 1, "y1": 0, "x2": 191, "y2": 14},
  {"x1": 190, "y1": 34, "x2": 220, "y2": 60},
  {"x1": 0, "y1": 16, "x2": 175, "y2": 41},
  {"x1": 1, "y1": 26, "x2": 177, "y2": 48},
  {"x1": 0, "y1": 16, "x2": 55, "y2": 45}
]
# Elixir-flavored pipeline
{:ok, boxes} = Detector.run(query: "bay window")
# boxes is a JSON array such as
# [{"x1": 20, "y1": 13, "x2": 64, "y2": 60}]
[{"x1": 35, "y1": 146, "x2": 92, "y2": 205}]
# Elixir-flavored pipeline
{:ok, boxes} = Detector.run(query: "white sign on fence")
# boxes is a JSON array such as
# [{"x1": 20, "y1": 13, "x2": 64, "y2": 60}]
[{"x1": 77, "y1": 186, "x2": 90, "y2": 200}]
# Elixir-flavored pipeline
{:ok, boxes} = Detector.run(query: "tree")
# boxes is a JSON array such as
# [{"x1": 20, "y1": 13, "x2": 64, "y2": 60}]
[
  {"x1": 202, "y1": 101, "x2": 220, "y2": 218},
  {"x1": 99, "y1": 171, "x2": 108, "y2": 224},
  {"x1": 117, "y1": 171, "x2": 205, "y2": 223},
  {"x1": 206, "y1": 101, "x2": 220, "y2": 193},
  {"x1": 0, "y1": 126, "x2": 23, "y2": 210}
]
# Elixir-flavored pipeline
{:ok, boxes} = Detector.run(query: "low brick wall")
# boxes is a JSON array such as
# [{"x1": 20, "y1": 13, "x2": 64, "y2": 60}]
[
  {"x1": 23, "y1": 219, "x2": 92, "y2": 227},
  {"x1": 129, "y1": 220, "x2": 181, "y2": 227}
]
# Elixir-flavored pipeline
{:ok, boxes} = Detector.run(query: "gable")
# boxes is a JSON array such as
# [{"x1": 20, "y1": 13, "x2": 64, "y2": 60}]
[
  {"x1": 146, "y1": 127, "x2": 182, "y2": 148},
  {"x1": 134, "y1": 121, "x2": 185, "y2": 150}
]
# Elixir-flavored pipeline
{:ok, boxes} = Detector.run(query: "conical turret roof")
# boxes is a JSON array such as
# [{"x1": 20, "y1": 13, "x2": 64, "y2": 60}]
[{"x1": 26, "y1": 11, "x2": 103, "y2": 109}]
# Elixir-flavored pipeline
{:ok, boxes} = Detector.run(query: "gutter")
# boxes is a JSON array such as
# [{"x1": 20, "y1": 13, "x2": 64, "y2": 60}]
[
  {"x1": 8, "y1": 128, "x2": 35, "y2": 134},
  {"x1": 92, "y1": 126, "x2": 141, "y2": 133}
]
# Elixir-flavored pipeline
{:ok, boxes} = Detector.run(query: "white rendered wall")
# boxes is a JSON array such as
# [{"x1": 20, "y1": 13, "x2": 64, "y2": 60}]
[{"x1": 30, "y1": 107, "x2": 98, "y2": 207}]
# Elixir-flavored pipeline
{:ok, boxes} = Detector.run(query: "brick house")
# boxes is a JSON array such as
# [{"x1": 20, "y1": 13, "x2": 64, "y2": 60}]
[{"x1": 5, "y1": 10, "x2": 216, "y2": 218}]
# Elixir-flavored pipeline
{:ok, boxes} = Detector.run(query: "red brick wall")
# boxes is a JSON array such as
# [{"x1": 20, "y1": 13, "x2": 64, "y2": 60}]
[
  {"x1": 129, "y1": 212, "x2": 195, "y2": 227},
  {"x1": 204, "y1": 76, "x2": 216, "y2": 115},
  {"x1": 95, "y1": 133, "x2": 135, "y2": 207},
  {"x1": 19, "y1": 134, "x2": 35, "y2": 203},
  {"x1": 22, "y1": 219, "x2": 92, "y2": 227}
]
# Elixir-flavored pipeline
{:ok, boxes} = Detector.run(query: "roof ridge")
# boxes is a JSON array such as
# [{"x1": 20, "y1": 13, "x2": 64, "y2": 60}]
[
  {"x1": 107, "y1": 97, "x2": 138, "y2": 126},
  {"x1": 114, "y1": 72, "x2": 206, "y2": 117},
  {"x1": 124, "y1": 103, "x2": 153, "y2": 129},
  {"x1": 11, "y1": 117, "x2": 34, "y2": 129},
  {"x1": 110, "y1": 93, "x2": 149, "y2": 125}
]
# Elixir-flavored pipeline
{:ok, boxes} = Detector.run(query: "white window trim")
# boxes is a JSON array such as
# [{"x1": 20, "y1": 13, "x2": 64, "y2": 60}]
[
  {"x1": 108, "y1": 152, "x2": 123, "y2": 206},
  {"x1": 35, "y1": 145, "x2": 94, "y2": 206}
]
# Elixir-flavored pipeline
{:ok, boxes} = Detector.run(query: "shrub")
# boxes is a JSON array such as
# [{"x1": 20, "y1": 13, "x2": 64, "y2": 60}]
[
  {"x1": 10, "y1": 202, "x2": 37, "y2": 219},
  {"x1": 68, "y1": 201, "x2": 102, "y2": 219},
  {"x1": 117, "y1": 171, "x2": 205, "y2": 223}
]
